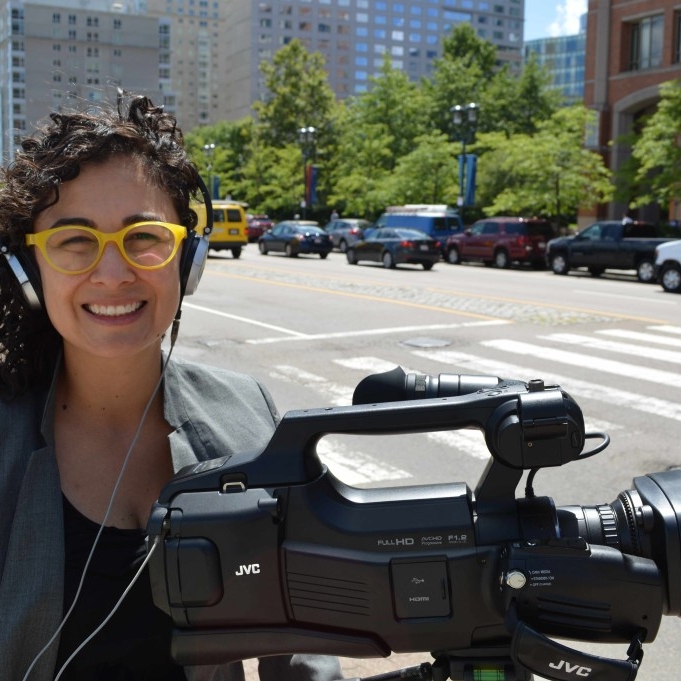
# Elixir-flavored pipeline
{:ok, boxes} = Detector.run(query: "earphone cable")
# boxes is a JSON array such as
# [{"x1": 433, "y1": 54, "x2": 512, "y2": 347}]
[
  {"x1": 52, "y1": 537, "x2": 161, "y2": 681},
  {"x1": 21, "y1": 315, "x2": 181, "y2": 681}
]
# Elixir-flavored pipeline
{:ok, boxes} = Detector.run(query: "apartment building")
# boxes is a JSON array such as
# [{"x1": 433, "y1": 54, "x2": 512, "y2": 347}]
[
  {"x1": 0, "y1": 0, "x2": 159, "y2": 161},
  {"x1": 584, "y1": 0, "x2": 681, "y2": 222},
  {"x1": 0, "y1": 0, "x2": 526, "y2": 155},
  {"x1": 218, "y1": 0, "x2": 526, "y2": 120}
]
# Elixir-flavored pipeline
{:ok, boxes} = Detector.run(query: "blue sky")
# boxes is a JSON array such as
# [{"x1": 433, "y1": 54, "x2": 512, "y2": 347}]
[{"x1": 524, "y1": 0, "x2": 588, "y2": 41}]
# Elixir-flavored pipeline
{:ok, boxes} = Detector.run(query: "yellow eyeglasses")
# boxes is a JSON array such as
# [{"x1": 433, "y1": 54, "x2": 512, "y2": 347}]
[{"x1": 25, "y1": 222, "x2": 187, "y2": 275}]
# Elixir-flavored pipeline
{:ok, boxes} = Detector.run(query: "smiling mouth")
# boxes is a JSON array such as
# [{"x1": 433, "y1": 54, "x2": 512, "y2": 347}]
[{"x1": 85, "y1": 302, "x2": 145, "y2": 317}]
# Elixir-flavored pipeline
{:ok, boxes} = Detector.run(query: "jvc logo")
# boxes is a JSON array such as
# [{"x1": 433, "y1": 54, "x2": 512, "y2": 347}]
[
  {"x1": 548, "y1": 660, "x2": 592, "y2": 677},
  {"x1": 235, "y1": 563, "x2": 260, "y2": 576}
]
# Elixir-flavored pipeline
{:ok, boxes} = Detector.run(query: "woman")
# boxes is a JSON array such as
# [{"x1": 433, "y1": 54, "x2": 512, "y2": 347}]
[{"x1": 0, "y1": 94, "x2": 342, "y2": 681}]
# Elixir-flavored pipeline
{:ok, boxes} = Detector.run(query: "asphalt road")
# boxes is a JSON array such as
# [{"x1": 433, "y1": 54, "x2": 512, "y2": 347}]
[{"x1": 170, "y1": 245, "x2": 681, "y2": 681}]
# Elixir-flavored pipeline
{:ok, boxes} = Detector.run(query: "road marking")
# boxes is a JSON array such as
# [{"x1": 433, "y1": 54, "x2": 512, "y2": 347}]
[
  {"x1": 596, "y1": 329, "x2": 681, "y2": 347},
  {"x1": 481, "y1": 339, "x2": 680, "y2": 386},
  {"x1": 540, "y1": 333, "x2": 681, "y2": 364},
  {"x1": 270, "y1": 365, "x2": 354, "y2": 405},
  {"x1": 411, "y1": 348, "x2": 681, "y2": 421},
  {"x1": 316, "y1": 438, "x2": 411, "y2": 484},
  {"x1": 183, "y1": 302, "x2": 307, "y2": 337},
  {"x1": 248, "y1": 319, "x2": 510, "y2": 345},
  {"x1": 649, "y1": 325, "x2": 681, "y2": 335}
]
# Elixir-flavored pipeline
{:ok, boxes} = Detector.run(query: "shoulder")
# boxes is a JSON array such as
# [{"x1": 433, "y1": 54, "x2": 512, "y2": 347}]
[
  {"x1": 163, "y1": 355, "x2": 280, "y2": 458},
  {"x1": 165, "y1": 355, "x2": 275, "y2": 407}
]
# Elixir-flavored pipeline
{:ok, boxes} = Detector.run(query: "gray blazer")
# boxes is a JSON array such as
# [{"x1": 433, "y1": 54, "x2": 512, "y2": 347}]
[{"x1": 0, "y1": 354, "x2": 343, "y2": 681}]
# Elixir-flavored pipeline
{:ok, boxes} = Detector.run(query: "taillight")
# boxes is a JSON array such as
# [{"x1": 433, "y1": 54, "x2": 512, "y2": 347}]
[
  {"x1": 350, "y1": 228, "x2": 359, "y2": 234},
  {"x1": 399, "y1": 240, "x2": 414, "y2": 248}
]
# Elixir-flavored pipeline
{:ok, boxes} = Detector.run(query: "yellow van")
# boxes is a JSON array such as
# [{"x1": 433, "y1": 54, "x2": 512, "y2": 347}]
[{"x1": 192, "y1": 200, "x2": 248, "y2": 258}]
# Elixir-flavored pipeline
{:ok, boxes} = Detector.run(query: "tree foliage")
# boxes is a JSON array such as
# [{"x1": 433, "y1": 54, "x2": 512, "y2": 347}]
[
  {"x1": 185, "y1": 29, "x2": 625, "y2": 221},
  {"x1": 630, "y1": 80, "x2": 681, "y2": 208},
  {"x1": 477, "y1": 106, "x2": 613, "y2": 223}
]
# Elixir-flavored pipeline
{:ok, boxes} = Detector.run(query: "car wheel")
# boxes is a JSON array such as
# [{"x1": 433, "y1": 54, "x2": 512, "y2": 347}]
[
  {"x1": 346, "y1": 249, "x2": 357, "y2": 265},
  {"x1": 660, "y1": 263, "x2": 681, "y2": 292},
  {"x1": 382, "y1": 251, "x2": 395, "y2": 269},
  {"x1": 232, "y1": 247, "x2": 242, "y2": 259},
  {"x1": 446, "y1": 247, "x2": 460, "y2": 265},
  {"x1": 258, "y1": 241, "x2": 267, "y2": 255},
  {"x1": 422, "y1": 262, "x2": 434, "y2": 271},
  {"x1": 339, "y1": 239, "x2": 348, "y2": 253},
  {"x1": 494, "y1": 249, "x2": 510, "y2": 269},
  {"x1": 588, "y1": 266, "x2": 604, "y2": 277},
  {"x1": 320, "y1": 252, "x2": 328, "y2": 259},
  {"x1": 636, "y1": 258, "x2": 655, "y2": 283},
  {"x1": 285, "y1": 243, "x2": 298, "y2": 258},
  {"x1": 550, "y1": 253, "x2": 569, "y2": 275}
]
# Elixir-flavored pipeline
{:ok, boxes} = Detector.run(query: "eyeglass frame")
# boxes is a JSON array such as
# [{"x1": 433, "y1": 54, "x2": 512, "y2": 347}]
[{"x1": 25, "y1": 221, "x2": 188, "y2": 275}]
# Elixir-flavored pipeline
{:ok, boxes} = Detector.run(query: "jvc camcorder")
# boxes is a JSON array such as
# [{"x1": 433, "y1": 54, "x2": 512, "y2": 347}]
[{"x1": 146, "y1": 367, "x2": 681, "y2": 681}]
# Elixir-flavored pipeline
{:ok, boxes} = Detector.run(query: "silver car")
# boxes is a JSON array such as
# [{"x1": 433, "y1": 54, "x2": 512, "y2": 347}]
[{"x1": 323, "y1": 218, "x2": 372, "y2": 252}]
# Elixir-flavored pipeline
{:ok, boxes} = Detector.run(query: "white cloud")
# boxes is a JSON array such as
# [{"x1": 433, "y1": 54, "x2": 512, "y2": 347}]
[{"x1": 548, "y1": 0, "x2": 587, "y2": 37}]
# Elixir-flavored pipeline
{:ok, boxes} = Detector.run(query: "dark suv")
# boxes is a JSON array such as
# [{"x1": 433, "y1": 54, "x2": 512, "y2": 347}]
[{"x1": 444, "y1": 217, "x2": 556, "y2": 268}]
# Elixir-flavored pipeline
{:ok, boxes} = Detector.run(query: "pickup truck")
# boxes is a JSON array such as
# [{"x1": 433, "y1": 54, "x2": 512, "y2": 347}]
[
  {"x1": 546, "y1": 220, "x2": 678, "y2": 282},
  {"x1": 654, "y1": 239, "x2": 681, "y2": 293}
]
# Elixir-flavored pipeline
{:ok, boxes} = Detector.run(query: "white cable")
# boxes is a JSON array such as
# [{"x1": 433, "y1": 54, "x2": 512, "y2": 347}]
[
  {"x1": 21, "y1": 318, "x2": 181, "y2": 681},
  {"x1": 52, "y1": 537, "x2": 161, "y2": 681}
]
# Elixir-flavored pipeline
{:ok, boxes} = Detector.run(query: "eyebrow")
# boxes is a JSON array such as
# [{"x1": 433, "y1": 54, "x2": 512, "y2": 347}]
[{"x1": 48, "y1": 213, "x2": 168, "y2": 229}]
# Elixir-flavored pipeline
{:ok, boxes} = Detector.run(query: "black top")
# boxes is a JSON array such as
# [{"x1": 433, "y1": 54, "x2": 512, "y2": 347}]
[{"x1": 56, "y1": 495, "x2": 186, "y2": 681}]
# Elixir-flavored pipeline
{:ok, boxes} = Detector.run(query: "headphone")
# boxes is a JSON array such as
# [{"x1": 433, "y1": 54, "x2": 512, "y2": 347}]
[{"x1": 1, "y1": 175, "x2": 213, "y2": 312}]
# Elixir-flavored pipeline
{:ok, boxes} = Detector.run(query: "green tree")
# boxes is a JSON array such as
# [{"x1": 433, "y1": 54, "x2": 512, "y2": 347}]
[
  {"x1": 476, "y1": 106, "x2": 613, "y2": 222},
  {"x1": 630, "y1": 79, "x2": 681, "y2": 208},
  {"x1": 381, "y1": 132, "x2": 460, "y2": 205},
  {"x1": 423, "y1": 24, "x2": 495, "y2": 138},
  {"x1": 253, "y1": 39, "x2": 337, "y2": 149}
]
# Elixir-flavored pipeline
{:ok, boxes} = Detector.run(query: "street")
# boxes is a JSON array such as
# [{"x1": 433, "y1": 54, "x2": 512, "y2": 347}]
[{"x1": 170, "y1": 245, "x2": 681, "y2": 680}]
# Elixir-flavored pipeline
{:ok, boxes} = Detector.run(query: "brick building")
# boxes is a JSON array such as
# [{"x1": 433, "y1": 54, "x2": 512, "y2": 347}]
[{"x1": 584, "y1": 0, "x2": 681, "y2": 223}]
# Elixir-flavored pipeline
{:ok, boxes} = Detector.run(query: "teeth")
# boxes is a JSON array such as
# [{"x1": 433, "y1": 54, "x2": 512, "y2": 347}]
[{"x1": 86, "y1": 302, "x2": 143, "y2": 317}]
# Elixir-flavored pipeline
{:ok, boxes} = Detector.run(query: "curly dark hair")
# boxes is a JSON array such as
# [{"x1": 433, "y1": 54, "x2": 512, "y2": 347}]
[{"x1": 0, "y1": 93, "x2": 202, "y2": 400}]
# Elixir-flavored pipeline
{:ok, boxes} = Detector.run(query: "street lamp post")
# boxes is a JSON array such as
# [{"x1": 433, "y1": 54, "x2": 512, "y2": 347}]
[
  {"x1": 297, "y1": 126, "x2": 316, "y2": 219},
  {"x1": 450, "y1": 103, "x2": 478, "y2": 207},
  {"x1": 203, "y1": 143, "x2": 216, "y2": 199}
]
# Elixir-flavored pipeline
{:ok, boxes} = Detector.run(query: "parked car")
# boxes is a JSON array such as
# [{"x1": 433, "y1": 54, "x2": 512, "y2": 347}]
[
  {"x1": 546, "y1": 220, "x2": 677, "y2": 282},
  {"x1": 323, "y1": 218, "x2": 372, "y2": 252},
  {"x1": 246, "y1": 214, "x2": 274, "y2": 242},
  {"x1": 373, "y1": 204, "x2": 464, "y2": 255},
  {"x1": 654, "y1": 239, "x2": 681, "y2": 293},
  {"x1": 192, "y1": 200, "x2": 248, "y2": 258},
  {"x1": 346, "y1": 227, "x2": 441, "y2": 270},
  {"x1": 444, "y1": 217, "x2": 556, "y2": 268},
  {"x1": 258, "y1": 220, "x2": 332, "y2": 258}
]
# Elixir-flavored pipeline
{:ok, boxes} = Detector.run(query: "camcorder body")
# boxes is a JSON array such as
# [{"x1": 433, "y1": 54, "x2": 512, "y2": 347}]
[{"x1": 146, "y1": 368, "x2": 681, "y2": 681}]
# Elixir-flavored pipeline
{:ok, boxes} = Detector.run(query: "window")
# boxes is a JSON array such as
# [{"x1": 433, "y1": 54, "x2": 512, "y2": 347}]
[
  {"x1": 675, "y1": 11, "x2": 681, "y2": 63},
  {"x1": 627, "y1": 14, "x2": 663, "y2": 70}
]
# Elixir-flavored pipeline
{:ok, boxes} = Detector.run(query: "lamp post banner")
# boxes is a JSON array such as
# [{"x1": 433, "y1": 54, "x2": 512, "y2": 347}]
[{"x1": 465, "y1": 154, "x2": 477, "y2": 207}]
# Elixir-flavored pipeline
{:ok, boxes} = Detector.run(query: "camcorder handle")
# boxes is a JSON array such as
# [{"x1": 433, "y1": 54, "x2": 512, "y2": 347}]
[{"x1": 158, "y1": 378, "x2": 585, "y2": 507}]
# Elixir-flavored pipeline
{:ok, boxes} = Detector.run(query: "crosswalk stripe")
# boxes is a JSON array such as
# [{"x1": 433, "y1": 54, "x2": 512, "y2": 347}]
[
  {"x1": 481, "y1": 339, "x2": 681, "y2": 387},
  {"x1": 411, "y1": 348, "x2": 681, "y2": 422},
  {"x1": 649, "y1": 325, "x2": 681, "y2": 335},
  {"x1": 540, "y1": 333, "x2": 681, "y2": 364},
  {"x1": 597, "y1": 329, "x2": 681, "y2": 347}
]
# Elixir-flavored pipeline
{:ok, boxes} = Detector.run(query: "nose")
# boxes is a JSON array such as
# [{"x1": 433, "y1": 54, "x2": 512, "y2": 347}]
[{"x1": 88, "y1": 241, "x2": 136, "y2": 285}]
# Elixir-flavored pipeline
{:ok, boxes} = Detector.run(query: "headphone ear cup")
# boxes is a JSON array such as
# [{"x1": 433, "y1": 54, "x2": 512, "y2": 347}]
[
  {"x1": 180, "y1": 230, "x2": 210, "y2": 297},
  {"x1": 3, "y1": 250, "x2": 44, "y2": 311}
]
